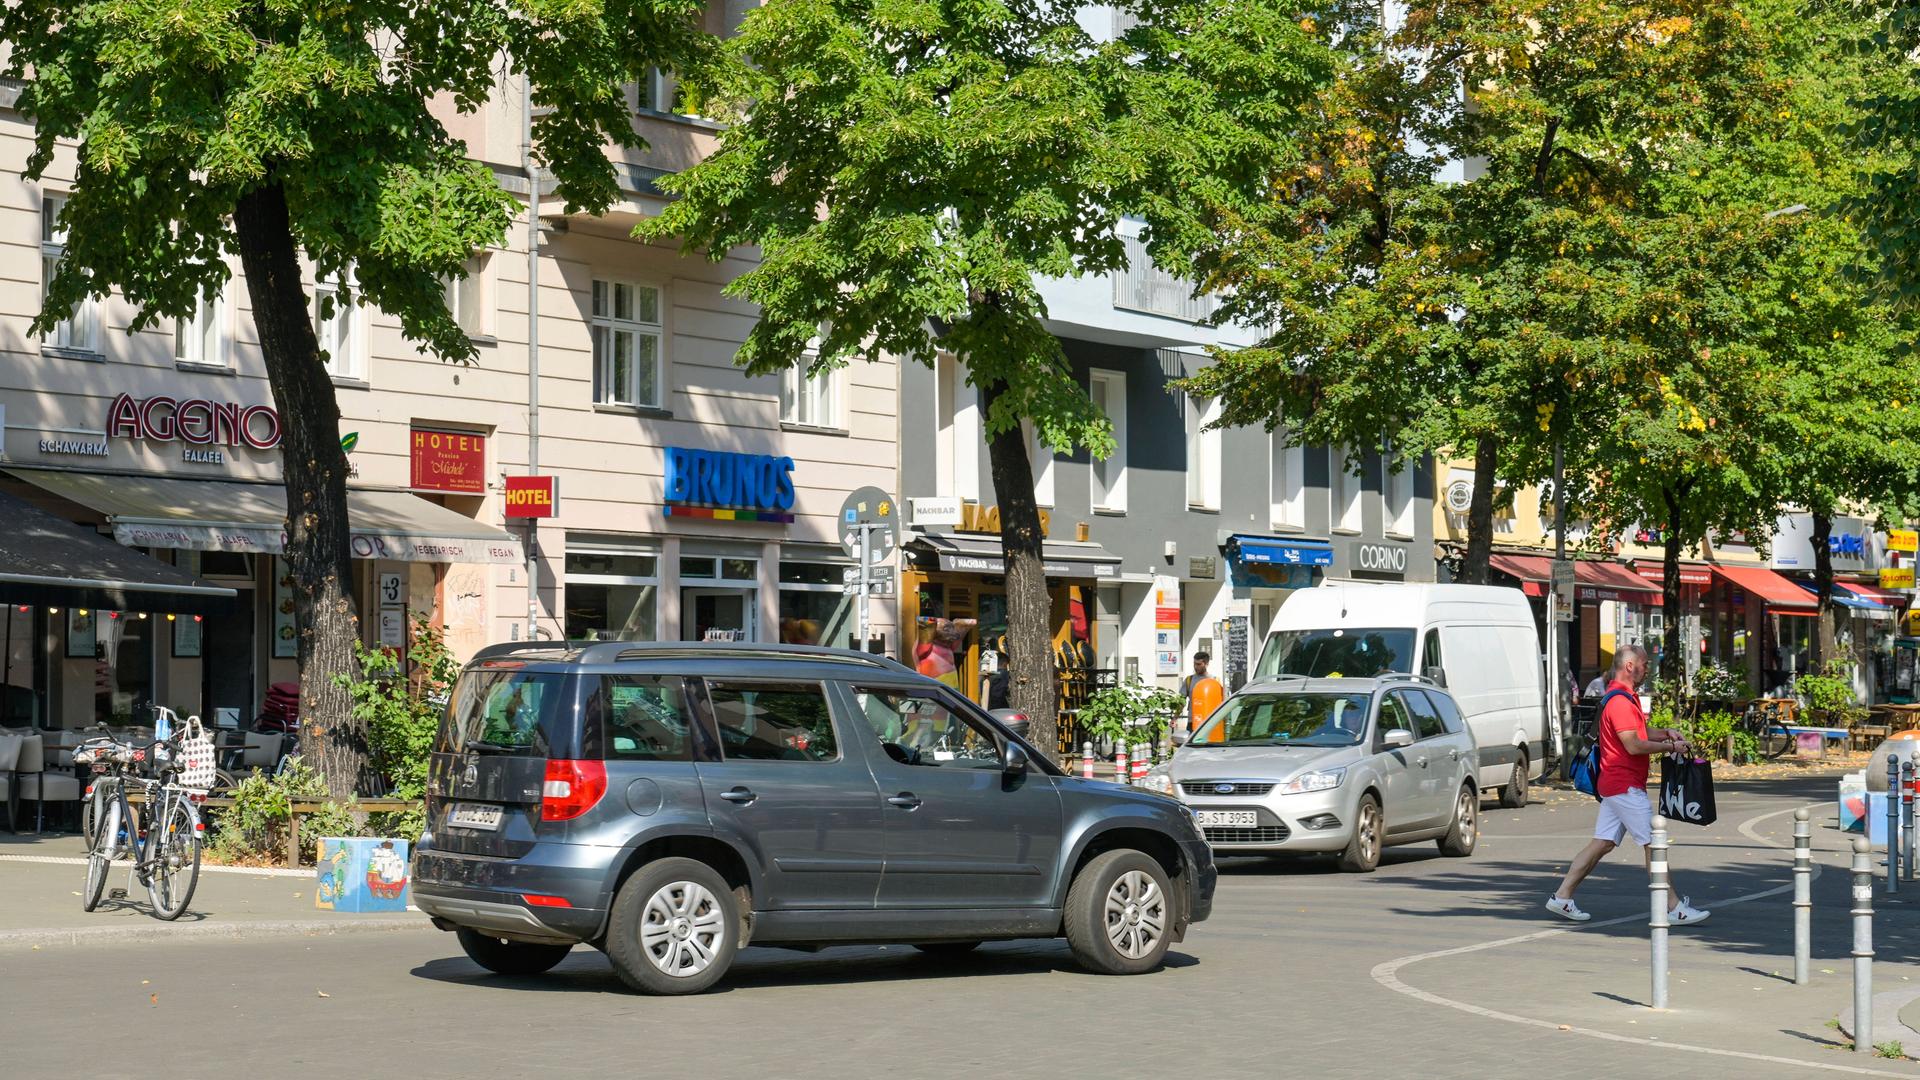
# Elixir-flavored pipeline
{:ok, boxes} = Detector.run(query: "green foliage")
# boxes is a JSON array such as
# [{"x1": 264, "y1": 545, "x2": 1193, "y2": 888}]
[
  {"x1": 1847, "y1": 0, "x2": 1920, "y2": 314},
  {"x1": 1730, "y1": 730, "x2": 1763, "y2": 764},
  {"x1": 1796, "y1": 661, "x2": 1864, "y2": 724},
  {"x1": 1687, "y1": 711, "x2": 1739, "y2": 757},
  {"x1": 208, "y1": 757, "x2": 347, "y2": 864},
  {"x1": 1691, "y1": 662, "x2": 1746, "y2": 703},
  {"x1": 1875, "y1": 1041, "x2": 1905, "y2": 1061},
  {"x1": 338, "y1": 615, "x2": 456, "y2": 806},
  {"x1": 1080, "y1": 678, "x2": 1181, "y2": 752}
]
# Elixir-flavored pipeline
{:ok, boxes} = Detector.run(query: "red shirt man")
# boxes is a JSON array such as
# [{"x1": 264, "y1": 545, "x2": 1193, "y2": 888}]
[{"x1": 1596, "y1": 680, "x2": 1651, "y2": 798}]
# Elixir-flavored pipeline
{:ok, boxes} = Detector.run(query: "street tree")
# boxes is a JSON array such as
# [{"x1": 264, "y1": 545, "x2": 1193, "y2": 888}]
[
  {"x1": 638, "y1": 0, "x2": 1332, "y2": 750},
  {"x1": 8, "y1": 0, "x2": 708, "y2": 795},
  {"x1": 1848, "y1": 0, "x2": 1920, "y2": 311}
]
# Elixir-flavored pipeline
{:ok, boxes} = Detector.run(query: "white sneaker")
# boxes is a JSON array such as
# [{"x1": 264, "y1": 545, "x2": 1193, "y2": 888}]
[
  {"x1": 1546, "y1": 896, "x2": 1591, "y2": 922},
  {"x1": 1671, "y1": 897, "x2": 1711, "y2": 925}
]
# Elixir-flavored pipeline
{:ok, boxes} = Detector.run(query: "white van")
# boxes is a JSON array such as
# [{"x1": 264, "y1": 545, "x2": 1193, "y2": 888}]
[{"x1": 1253, "y1": 583, "x2": 1548, "y2": 808}]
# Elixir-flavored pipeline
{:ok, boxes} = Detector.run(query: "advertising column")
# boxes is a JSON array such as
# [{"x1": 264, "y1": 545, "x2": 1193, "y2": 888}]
[{"x1": 1154, "y1": 576, "x2": 1181, "y2": 683}]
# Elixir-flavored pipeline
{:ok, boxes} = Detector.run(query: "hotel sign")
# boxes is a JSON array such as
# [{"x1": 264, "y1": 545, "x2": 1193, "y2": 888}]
[
  {"x1": 410, "y1": 428, "x2": 487, "y2": 494},
  {"x1": 504, "y1": 475, "x2": 558, "y2": 519}
]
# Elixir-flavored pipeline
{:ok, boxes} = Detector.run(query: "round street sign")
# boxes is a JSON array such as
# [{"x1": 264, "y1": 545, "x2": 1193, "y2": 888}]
[{"x1": 839, "y1": 486, "x2": 901, "y2": 563}]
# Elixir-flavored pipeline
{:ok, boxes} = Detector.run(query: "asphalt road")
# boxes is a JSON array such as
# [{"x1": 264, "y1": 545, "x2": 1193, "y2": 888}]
[{"x1": 12, "y1": 776, "x2": 1920, "y2": 1080}]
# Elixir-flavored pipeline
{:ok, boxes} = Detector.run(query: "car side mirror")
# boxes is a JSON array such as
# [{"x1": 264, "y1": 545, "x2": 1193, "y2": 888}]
[
  {"x1": 1382, "y1": 728, "x2": 1415, "y2": 749},
  {"x1": 1004, "y1": 743, "x2": 1030, "y2": 777},
  {"x1": 1423, "y1": 667, "x2": 1447, "y2": 688}
]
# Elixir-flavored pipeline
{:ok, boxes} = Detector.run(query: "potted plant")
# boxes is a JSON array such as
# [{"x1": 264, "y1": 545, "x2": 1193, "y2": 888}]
[{"x1": 1079, "y1": 677, "x2": 1181, "y2": 774}]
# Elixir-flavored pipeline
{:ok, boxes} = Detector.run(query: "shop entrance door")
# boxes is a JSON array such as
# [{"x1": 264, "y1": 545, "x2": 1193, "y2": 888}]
[
  {"x1": 683, "y1": 588, "x2": 756, "y2": 642},
  {"x1": 202, "y1": 591, "x2": 255, "y2": 726}
]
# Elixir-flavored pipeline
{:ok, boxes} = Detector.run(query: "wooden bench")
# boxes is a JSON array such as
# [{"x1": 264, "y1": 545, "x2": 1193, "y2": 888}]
[
  {"x1": 129, "y1": 792, "x2": 422, "y2": 867},
  {"x1": 1768, "y1": 725, "x2": 1850, "y2": 758}
]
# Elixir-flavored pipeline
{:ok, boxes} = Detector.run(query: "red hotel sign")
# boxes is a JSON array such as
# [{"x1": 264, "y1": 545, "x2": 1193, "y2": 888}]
[
  {"x1": 410, "y1": 428, "x2": 486, "y2": 494},
  {"x1": 504, "y1": 475, "x2": 558, "y2": 519}
]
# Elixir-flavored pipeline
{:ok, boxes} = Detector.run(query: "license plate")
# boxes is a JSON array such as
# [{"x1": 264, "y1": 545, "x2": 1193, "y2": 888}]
[
  {"x1": 1195, "y1": 811, "x2": 1259, "y2": 828},
  {"x1": 447, "y1": 802, "x2": 504, "y2": 831}
]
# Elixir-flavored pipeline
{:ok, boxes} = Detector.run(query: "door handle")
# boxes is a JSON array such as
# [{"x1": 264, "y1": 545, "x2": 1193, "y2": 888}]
[
  {"x1": 1416, "y1": 757, "x2": 1429, "y2": 768},
  {"x1": 887, "y1": 792, "x2": 922, "y2": 810},
  {"x1": 719, "y1": 787, "x2": 757, "y2": 805}
]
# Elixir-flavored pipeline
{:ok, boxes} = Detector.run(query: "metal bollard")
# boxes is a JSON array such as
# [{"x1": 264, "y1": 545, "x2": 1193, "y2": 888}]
[
  {"x1": 1650, "y1": 813, "x2": 1670, "y2": 1010},
  {"x1": 1853, "y1": 837, "x2": 1875, "y2": 1054},
  {"x1": 1081, "y1": 742, "x2": 1095, "y2": 780},
  {"x1": 1793, "y1": 808, "x2": 1812, "y2": 986},
  {"x1": 1114, "y1": 745, "x2": 1129, "y2": 785},
  {"x1": 1888, "y1": 755, "x2": 1902, "y2": 893},
  {"x1": 1131, "y1": 742, "x2": 1150, "y2": 781},
  {"x1": 1903, "y1": 761, "x2": 1915, "y2": 882}
]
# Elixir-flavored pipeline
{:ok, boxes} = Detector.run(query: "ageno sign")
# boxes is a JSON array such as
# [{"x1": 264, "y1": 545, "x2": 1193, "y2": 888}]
[{"x1": 105, "y1": 393, "x2": 280, "y2": 449}]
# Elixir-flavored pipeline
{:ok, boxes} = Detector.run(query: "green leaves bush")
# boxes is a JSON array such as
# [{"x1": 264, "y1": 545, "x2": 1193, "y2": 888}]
[{"x1": 1080, "y1": 678, "x2": 1182, "y2": 757}]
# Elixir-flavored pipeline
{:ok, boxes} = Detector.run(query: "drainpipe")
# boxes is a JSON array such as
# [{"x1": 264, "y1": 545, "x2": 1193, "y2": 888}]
[{"x1": 524, "y1": 72, "x2": 543, "y2": 639}]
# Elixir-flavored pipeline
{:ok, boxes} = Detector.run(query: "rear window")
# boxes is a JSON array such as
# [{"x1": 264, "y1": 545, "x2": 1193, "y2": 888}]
[{"x1": 440, "y1": 667, "x2": 573, "y2": 756}]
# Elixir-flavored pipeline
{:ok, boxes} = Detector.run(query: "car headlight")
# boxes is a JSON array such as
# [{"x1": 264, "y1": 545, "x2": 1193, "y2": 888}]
[
  {"x1": 1139, "y1": 767, "x2": 1175, "y2": 795},
  {"x1": 1277, "y1": 769, "x2": 1345, "y2": 794}
]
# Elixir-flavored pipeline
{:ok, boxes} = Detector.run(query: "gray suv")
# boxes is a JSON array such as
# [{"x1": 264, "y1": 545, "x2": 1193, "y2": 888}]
[{"x1": 412, "y1": 642, "x2": 1215, "y2": 994}]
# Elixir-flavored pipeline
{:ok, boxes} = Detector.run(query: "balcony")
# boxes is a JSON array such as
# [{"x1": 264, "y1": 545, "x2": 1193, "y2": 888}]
[{"x1": 1112, "y1": 231, "x2": 1219, "y2": 324}]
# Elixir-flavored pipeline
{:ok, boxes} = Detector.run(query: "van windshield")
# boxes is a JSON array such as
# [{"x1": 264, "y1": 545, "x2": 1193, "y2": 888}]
[{"x1": 1255, "y1": 628, "x2": 1415, "y2": 679}]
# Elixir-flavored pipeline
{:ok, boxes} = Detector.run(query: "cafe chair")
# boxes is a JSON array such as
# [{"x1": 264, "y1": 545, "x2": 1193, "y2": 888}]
[
  {"x1": 18, "y1": 735, "x2": 80, "y2": 834},
  {"x1": 0, "y1": 733, "x2": 22, "y2": 832}
]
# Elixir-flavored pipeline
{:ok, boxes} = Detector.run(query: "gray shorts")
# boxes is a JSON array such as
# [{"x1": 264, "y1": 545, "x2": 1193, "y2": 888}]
[{"x1": 1595, "y1": 788, "x2": 1652, "y2": 846}]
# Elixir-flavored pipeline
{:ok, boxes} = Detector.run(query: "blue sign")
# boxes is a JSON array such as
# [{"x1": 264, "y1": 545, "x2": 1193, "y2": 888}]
[
  {"x1": 1832, "y1": 533, "x2": 1867, "y2": 558},
  {"x1": 1233, "y1": 537, "x2": 1335, "y2": 566},
  {"x1": 665, "y1": 447, "x2": 796, "y2": 511}
]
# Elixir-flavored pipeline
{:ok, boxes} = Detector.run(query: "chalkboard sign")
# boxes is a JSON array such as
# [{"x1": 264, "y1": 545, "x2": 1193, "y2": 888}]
[{"x1": 1225, "y1": 615, "x2": 1250, "y2": 676}]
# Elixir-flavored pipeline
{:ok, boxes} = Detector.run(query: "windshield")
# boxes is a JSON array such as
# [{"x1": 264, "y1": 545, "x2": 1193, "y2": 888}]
[
  {"x1": 1190, "y1": 693, "x2": 1371, "y2": 747},
  {"x1": 1255, "y1": 628, "x2": 1415, "y2": 679}
]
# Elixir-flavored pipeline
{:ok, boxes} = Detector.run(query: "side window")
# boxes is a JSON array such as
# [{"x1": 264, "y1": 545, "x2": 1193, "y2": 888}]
[
  {"x1": 706, "y1": 681, "x2": 838, "y2": 762},
  {"x1": 1400, "y1": 690, "x2": 1447, "y2": 741},
  {"x1": 604, "y1": 675, "x2": 694, "y2": 761},
  {"x1": 1425, "y1": 690, "x2": 1467, "y2": 735},
  {"x1": 855, "y1": 686, "x2": 1002, "y2": 769},
  {"x1": 1376, "y1": 694, "x2": 1413, "y2": 740},
  {"x1": 1421, "y1": 628, "x2": 1443, "y2": 677}
]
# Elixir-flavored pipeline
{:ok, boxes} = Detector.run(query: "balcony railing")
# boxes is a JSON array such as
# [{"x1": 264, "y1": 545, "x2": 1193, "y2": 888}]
[{"x1": 1113, "y1": 231, "x2": 1219, "y2": 323}]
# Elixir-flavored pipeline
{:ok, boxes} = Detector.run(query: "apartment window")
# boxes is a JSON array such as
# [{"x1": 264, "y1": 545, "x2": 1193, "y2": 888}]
[
  {"x1": 41, "y1": 193, "x2": 99, "y2": 353},
  {"x1": 444, "y1": 253, "x2": 490, "y2": 337},
  {"x1": 174, "y1": 283, "x2": 226, "y2": 367},
  {"x1": 1271, "y1": 434, "x2": 1305, "y2": 529},
  {"x1": 1384, "y1": 456, "x2": 1415, "y2": 537},
  {"x1": 633, "y1": 68, "x2": 668, "y2": 112},
  {"x1": 1186, "y1": 395, "x2": 1222, "y2": 510},
  {"x1": 1089, "y1": 370, "x2": 1128, "y2": 512},
  {"x1": 1493, "y1": 484, "x2": 1517, "y2": 536},
  {"x1": 936, "y1": 353, "x2": 980, "y2": 501},
  {"x1": 312, "y1": 269, "x2": 361, "y2": 380},
  {"x1": 1332, "y1": 447, "x2": 1362, "y2": 533},
  {"x1": 781, "y1": 361, "x2": 843, "y2": 429},
  {"x1": 591, "y1": 279, "x2": 664, "y2": 408},
  {"x1": 635, "y1": 67, "x2": 705, "y2": 120}
]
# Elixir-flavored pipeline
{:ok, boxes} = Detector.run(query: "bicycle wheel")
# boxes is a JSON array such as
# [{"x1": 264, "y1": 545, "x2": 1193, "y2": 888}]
[
  {"x1": 146, "y1": 797, "x2": 200, "y2": 921},
  {"x1": 82, "y1": 799, "x2": 116, "y2": 912},
  {"x1": 80, "y1": 779, "x2": 110, "y2": 854}
]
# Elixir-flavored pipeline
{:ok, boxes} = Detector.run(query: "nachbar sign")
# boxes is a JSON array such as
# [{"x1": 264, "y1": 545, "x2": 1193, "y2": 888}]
[
  {"x1": 411, "y1": 428, "x2": 486, "y2": 494},
  {"x1": 504, "y1": 475, "x2": 558, "y2": 519},
  {"x1": 664, "y1": 447, "x2": 795, "y2": 523},
  {"x1": 106, "y1": 393, "x2": 281, "y2": 449}
]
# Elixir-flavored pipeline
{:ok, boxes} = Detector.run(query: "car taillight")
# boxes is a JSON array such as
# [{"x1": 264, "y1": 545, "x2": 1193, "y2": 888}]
[
  {"x1": 540, "y1": 759, "x2": 607, "y2": 821},
  {"x1": 522, "y1": 893, "x2": 573, "y2": 908}
]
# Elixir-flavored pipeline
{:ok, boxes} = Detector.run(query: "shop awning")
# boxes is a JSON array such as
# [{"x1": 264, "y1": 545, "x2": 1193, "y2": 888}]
[
  {"x1": 1801, "y1": 581, "x2": 1894, "y2": 619},
  {"x1": 1487, "y1": 553, "x2": 1553, "y2": 595},
  {"x1": 1575, "y1": 560, "x2": 1663, "y2": 604},
  {"x1": 8, "y1": 469, "x2": 524, "y2": 565},
  {"x1": 1711, "y1": 563, "x2": 1818, "y2": 613},
  {"x1": 1633, "y1": 559, "x2": 1713, "y2": 586},
  {"x1": 915, "y1": 534, "x2": 1121, "y2": 579},
  {"x1": 1225, "y1": 535, "x2": 1335, "y2": 567},
  {"x1": 1842, "y1": 580, "x2": 1908, "y2": 608},
  {"x1": 0, "y1": 490, "x2": 235, "y2": 615}
]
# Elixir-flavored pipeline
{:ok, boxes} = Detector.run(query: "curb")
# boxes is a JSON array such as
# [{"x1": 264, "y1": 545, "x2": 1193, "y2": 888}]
[
  {"x1": 1, "y1": 854, "x2": 311, "y2": 878},
  {"x1": 1836, "y1": 985, "x2": 1920, "y2": 1051},
  {"x1": 0, "y1": 916, "x2": 432, "y2": 951}
]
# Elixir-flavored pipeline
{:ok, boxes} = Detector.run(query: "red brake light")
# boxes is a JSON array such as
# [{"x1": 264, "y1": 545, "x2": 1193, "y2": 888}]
[
  {"x1": 540, "y1": 759, "x2": 607, "y2": 821},
  {"x1": 522, "y1": 893, "x2": 573, "y2": 908}
]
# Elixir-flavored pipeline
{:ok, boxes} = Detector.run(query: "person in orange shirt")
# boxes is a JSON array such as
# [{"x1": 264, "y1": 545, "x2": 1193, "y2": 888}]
[{"x1": 1181, "y1": 652, "x2": 1225, "y2": 741}]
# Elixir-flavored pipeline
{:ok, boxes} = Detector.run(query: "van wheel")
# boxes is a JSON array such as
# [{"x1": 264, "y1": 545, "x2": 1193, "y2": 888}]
[
  {"x1": 1437, "y1": 785, "x2": 1478, "y2": 857},
  {"x1": 607, "y1": 857, "x2": 739, "y2": 995},
  {"x1": 1337, "y1": 795, "x2": 1382, "y2": 873},
  {"x1": 1497, "y1": 753, "x2": 1530, "y2": 808},
  {"x1": 1064, "y1": 849, "x2": 1175, "y2": 975},
  {"x1": 455, "y1": 929, "x2": 573, "y2": 976}
]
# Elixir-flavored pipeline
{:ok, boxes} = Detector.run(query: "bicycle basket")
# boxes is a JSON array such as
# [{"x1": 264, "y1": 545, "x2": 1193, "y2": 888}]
[{"x1": 175, "y1": 722, "x2": 217, "y2": 791}]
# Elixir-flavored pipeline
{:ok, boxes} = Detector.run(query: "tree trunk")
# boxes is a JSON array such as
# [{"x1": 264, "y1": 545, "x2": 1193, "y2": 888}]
[
  {"x1": 1811, "y1": 510, "x2": 1835, "y2": 673},
  {"x1": 1660, "y1": 491, "x2": 1685, "y2": 687},
  {"x1": 233, "y1": 181, "x2": 366, "y2": 800},
  {"x1": 980, "y1": 378, "x2": 1059, "y2": 758},
  {"x1": 1459, "y1": 433, "x2": 1499, "y2": 584}
]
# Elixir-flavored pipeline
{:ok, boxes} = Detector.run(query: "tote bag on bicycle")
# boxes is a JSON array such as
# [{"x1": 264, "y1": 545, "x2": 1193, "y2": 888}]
[
  {"x1": 174, "y1": 715, "x2": 218, "y2": 792},
  {"x1": 1658, "y1": 753, "x2": 1717, "y2": 826}
]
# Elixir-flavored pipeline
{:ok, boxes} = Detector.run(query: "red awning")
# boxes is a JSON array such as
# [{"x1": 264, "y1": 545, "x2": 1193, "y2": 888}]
[
  {"x1": 1488, "y1": 553, "x2": 1553, "y2": 590},
  {"x1": 1633, "y1": 560, "x2": 1713, "y2": 586},
  {"x1": 1712, "y1": 564, "x2": 1818, "y2": 613},
  {"x1": 1575, "y1": 560, "x2": 1662, "y2": 605},
  {"x1": 1842, "y1": 580, "x2": 1908, "y2": 607}
]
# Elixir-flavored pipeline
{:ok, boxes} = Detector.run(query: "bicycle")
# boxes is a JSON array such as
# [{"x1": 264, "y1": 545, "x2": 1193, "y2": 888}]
[{"x1": 75, "y1": 718, "x2": 208, "y2": 920}]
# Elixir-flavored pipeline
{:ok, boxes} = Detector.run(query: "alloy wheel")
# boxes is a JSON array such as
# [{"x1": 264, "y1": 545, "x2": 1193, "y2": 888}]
[
  {"x1": 1103, "y1": 869, "x2": 1166, "y2": 960},
  {"x1": 639, "y1": 880, "x2": 725, "y2": 977},
  {"x1": 1358, "y1": 802, "x2": 1380, "y2": 862}
]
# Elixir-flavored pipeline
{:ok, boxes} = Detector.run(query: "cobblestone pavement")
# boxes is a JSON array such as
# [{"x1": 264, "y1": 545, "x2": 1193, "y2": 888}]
[{"x1": 12, "y1": 776, "x2": 1920, "y2": 1080}]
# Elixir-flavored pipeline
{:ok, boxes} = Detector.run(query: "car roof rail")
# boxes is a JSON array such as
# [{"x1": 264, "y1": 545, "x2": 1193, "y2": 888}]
[
  {"x1": 1374, "y1": 672, "x2": 1435, "y2": 686},
  {"x1": 471, "y1": 640, "x2": 582, "y2": 662},
  {"x1": 606, "y1": 641, "x2": 916, "y2": 674}
]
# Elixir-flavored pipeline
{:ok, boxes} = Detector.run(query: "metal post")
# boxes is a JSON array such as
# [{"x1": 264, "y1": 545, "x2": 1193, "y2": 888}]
[
  {"x1": 1793, "y1": 808, "x2": 1812, "y2": 986},
  {"x1": 1081, "y1": 741, "x2": 1094, "y2": 780},
  {"x1": 1903, "y1": 761, "x2": 1915, "y2": 882},
  {"x1": 1888, "y1": 755, "x2": 1901, "y2": 893},
  {"x1": 523, "y1": 69, "x2": 542, "y2": 642},
  {"x1": 1551, "y1": 435, "x2": 1569, "y2": 769},
  {"x1": 1853, "y1": 837, "x2": 1875, "y2": 1054},
  {"x1": 855, "y1": 523, "x2": 870, "y2": 652},
  {"x1": 1650, "y1": 813, "x2": 1670, "y2": 1010},
  {"x1": 1114, "y1": 744, "x2": 1129, "y2": 785}
]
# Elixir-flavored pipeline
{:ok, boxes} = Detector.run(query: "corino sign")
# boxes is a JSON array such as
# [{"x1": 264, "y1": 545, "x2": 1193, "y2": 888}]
[
  {"x1": 105, "y1": 393, "x2": 281, "y2": 449},
  {"x1": 1349, "y1": 541, "x2": 1409, "y2": 579},
  {"x1": 664, "y1": 447, "x2": 795, "y2": 523}
]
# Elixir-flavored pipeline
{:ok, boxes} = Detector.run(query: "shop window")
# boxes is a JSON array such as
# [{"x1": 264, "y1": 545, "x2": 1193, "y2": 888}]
[
  {"x1": 565, "y1": 549, "x2": 659, "y2": 641},
  {"x1": 312, "y1": 267, "x2": 362, "y2": 380},
  {"x1": 82, "y1": 611, "x2": 154, "y2": 725},
  {"x1": 1186, "y1": 395, "x2": 1222, "y2": 510},
  {"x1": 174, "y1": 281, "x2": 227, "y2": 367},
  {"x1": 198, "y1": 552, "x2": 253, "y2": 580},
  {"x1": 591, "y1": 279, "x2": 664, "y2": 408},
  {"x1": 679, "y1": 556, "x2": 757, "y2": 582},
  {"x1": 41, "y1": 192, "x2": 100, "y2": 354},
  {"x1": 779, "y1": 560, "x2": 854, "y2": 648},
  {"x1": 1089, "y1": 370, "x2": 1127, "y2": 512},
  {"x1": 444, "y1": 252, "x2": 490, "y2": 338},
  {"x1": 781, "y1": 360, "x2": 843, "y2": 430},
  {"x1": 1271, "y1": 433, "x2": 1304, "y2": 529}
]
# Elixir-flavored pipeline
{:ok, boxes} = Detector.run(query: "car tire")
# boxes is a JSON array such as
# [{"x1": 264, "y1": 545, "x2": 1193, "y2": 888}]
[
  {"x1": 913, "y1": 941, "x2": 983, "y2": 956},
  {"x1": 1498, "y1": 753, "x2": 1530, "y2": 808},
  {"x1": 1064, "y1": 849, "x2": 1176, "y2": 975},
  {"x1": 606, "y1": 857, "x2": 739, "y2": 995},
  {"x1": 1437, "y1": 784, "x2": 1478, "y2": 857},
  {"x1": 1337, "y1": 794, "x2": 1382, "y2": 873},
  {"x1": 455, "y1": 928, "x2": 573, "y2": 976}
]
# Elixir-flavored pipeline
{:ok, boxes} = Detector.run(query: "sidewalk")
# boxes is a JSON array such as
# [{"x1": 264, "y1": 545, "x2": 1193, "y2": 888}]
[{"x1": 0, "y1": 832, "x2": 429, "y2": 949}]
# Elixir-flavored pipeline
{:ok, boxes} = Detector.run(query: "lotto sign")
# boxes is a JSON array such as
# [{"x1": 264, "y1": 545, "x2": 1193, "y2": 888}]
[
  {"x1": 504, "y1": 476, "x2": 558, "y2": 519},
  {"x1": 410, "y1": 428, "x2": 487, "y2": 494},
  {"x1": 1884, "y1": 566, "x2": 1916, "y2": 590}
]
